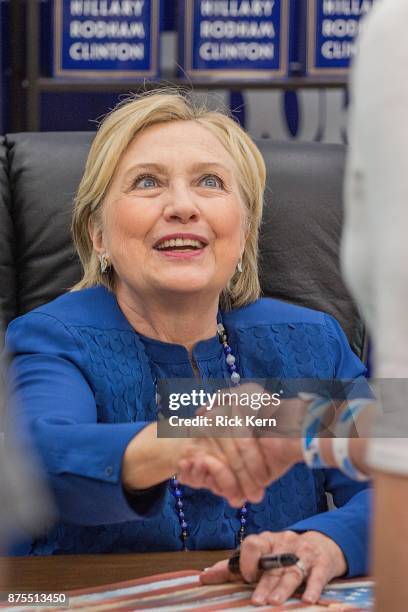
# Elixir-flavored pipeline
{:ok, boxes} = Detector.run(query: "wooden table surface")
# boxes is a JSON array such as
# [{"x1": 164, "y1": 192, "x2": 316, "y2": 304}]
[{"x1": 0, "y1": 550, "x2": 230, "y2": 593}]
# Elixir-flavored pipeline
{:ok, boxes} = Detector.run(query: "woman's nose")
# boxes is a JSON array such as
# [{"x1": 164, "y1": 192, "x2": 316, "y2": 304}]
[{"x1": 163, "y1": 186, "x2": 200, "y2": 223}]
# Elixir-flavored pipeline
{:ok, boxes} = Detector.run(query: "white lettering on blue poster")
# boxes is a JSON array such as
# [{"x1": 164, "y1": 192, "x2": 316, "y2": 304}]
[
  {"x1": 179, "y1": 0, "x2": 290, "y2": 80},
  {"x1": 301, "y1": 0, "x2": 375, "y2": 75},
  {"x1": 53, "y1": 0, "x2": 160, "y2": 78}
]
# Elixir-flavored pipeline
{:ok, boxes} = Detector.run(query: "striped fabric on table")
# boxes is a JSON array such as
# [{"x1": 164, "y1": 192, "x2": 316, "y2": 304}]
[{"x1": 2, "y1": 571, "x2": 374, "y2": 611}]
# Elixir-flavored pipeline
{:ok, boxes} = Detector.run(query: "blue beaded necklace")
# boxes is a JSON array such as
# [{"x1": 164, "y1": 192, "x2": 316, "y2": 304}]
[{"x1": 169, "y1": 322, "x2": 248, "y2": 551}]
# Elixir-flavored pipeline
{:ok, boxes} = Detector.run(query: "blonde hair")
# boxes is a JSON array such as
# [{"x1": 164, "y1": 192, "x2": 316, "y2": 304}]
[{"x1": 72, "y1": 89, "x2": 266, "y2": 309}]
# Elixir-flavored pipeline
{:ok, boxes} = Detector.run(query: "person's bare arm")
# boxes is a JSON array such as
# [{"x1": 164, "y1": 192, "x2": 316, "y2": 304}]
[{"x1": 372, "y1": 471, "x2": 408, "y2": 611}]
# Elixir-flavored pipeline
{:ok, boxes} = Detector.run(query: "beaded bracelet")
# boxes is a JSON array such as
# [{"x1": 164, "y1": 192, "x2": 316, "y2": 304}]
[
  {"x1": 301, "y1": 394, "x2": 370, "y2": 481},
  {"x1": 332, "y1": 398, "x2": 371, "y2": 481},
  {"x1": 301, "y1": 394, "x2": 332, "y2": 469},
  {"x1": 332, "y1": 437, "x2": 368, "y2": 481}
]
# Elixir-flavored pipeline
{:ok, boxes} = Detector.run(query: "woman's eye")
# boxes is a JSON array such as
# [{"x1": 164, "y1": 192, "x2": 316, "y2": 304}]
[
  {"x1": 200, "y1": 175, "x2": 223, "y2": 189},
  {"x1": 134, "y1": 175, "x2": 158, "y2": 189}
]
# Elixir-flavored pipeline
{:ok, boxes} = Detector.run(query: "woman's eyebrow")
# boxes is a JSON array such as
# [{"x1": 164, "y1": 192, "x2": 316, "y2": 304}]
[
  {"x1": 123, "y1": 161, "x2": 232, "y2": 181},
  {"x1": 123, "y1": 162, "x2": 167, "y2": 180},
  {"x1": 188, "y1": 162, "x2": 232, "y2": 175}
]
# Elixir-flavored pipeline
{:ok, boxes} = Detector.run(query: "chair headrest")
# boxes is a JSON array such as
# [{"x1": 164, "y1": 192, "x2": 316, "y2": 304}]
[{"x1": 258, "y1": 139, "x2": 364, "y2": 357}]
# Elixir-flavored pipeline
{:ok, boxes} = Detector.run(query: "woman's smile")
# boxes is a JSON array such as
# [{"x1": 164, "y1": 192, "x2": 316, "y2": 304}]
[{"x1": 153, "y1": 232, "x2": 208, "y2": 260}]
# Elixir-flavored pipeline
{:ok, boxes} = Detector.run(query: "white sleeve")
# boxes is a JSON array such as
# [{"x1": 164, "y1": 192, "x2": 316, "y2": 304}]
[
  {"x1": 367, "y1": 438, "x2": 408, "y2": 476},
  {"x1": 342, "y1": 0, "x2": 408, "y2": 378},
  {"x1": 343, "y1": 0, "x2": 408, "y2": 475}
]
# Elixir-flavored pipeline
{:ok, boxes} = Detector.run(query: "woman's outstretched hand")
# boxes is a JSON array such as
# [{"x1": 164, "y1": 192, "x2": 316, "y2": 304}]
[
  {"x1": 177, "y1": 435, "x2": 303, "y2": 506},
  {"x1": 124, "y1": 384, "x2": 307, "y2": 503},
  {"x1": 176, "y1": 385, "x2": 307, "y2": 506}
]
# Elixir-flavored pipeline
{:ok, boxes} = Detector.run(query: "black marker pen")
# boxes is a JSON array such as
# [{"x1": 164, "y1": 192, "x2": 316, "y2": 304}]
[{"x1": 228, "y1": 551, "x2": 299, "y2": 574}]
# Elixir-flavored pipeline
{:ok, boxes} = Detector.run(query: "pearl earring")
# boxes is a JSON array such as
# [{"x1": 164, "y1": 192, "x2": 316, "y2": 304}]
[{"x1": 237, "y1": 259, "x2": 243, "y2": 273}]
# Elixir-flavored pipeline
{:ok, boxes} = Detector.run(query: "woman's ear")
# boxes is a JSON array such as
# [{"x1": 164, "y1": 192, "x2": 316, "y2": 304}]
[{"x1": 88, "y1": 217, "x2": 104, "y2": 256}]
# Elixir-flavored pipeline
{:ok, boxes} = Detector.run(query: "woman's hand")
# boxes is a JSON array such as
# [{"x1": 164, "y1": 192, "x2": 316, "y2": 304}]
[
  {"x1": 176, "y1": 391, "x2": 307, "y2": 505},
  {"x1": 177, "y1": 433, "x2": 270, "y2": 507},
  {"x1": 200, "y1": 530, "x2": 347, "y2": 606},
  {"x1": 177, "y1": 437, "x2": 303, "y2": 506},
  {"x1": 175, "y1": 383, "x2": 279, "y2": 505},
  {"x1": 123, "y1": 388, "x2": 306, "y2": 502},
  {"x1": 122, "y1": 420, "x2": 268, "y2": 504}
]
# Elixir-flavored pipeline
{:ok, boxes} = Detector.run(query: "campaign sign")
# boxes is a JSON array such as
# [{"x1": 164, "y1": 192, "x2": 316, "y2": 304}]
[
  {"x1": 179, "y1": 0, "x2": 290, "y2": 80},
  {"x1": 53, "y1": 0, "x2": 160, "y2": 78},
  {"x1": 301, "y1": 0, "x2": 375, "y2": 76}
]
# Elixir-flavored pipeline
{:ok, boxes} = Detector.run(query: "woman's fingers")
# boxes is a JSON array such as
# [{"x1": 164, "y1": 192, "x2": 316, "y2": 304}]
[
  {"x1": 212, "y1": 436, "x2": 266, "y2": 504},
  {"x1": 177, "y1": 434, "x2": 257, "y2": 505},
  {"x1": 240, "y1": 530, "x2": 332, "y2": 606},
  {"x1": 239, "y1": 531, "x2": 279, "y2": 582},
  {"x1": 199, "y1": 559, "x2": 241, "y2": 584},
  {"x1": 250, "y1": 572, "x2": 282, "y2": 606},
  {"x1": 302, "y1": 564, "x2": 330, "y2": 604},
  {"x1": 201, "y1": 532, "x2": 277, "y2": 587},
  {"x1": 193, "y1": 383, "x2": 274, "y2": 497},
  {"x1": 178, "y1": 453, "x2": 247, "y2": 506},
  {"x1": 252, "y1": 568, "x2": 301, "y2": 606},
  {"x1": 178, "y1": 458, "x2": 209, "y2": 490},
  {"x1": 201, "y1": 530, "x2": 336, "y2": 607},
  {"x1": 251, "y1": 553, "x2": 316, "y2": 606},
  {"x1": 179, "y1": 461, "x2": 224, "y2": 499},
  {"x1": 234, "y1": 435, "x2": 271, "y2": 489},
  {"x1": 201, "y1": 454, "x2": 246, "y2": 505},
  {"x1": 184, "y1": 436, "x2": 267, "y2": 504}
]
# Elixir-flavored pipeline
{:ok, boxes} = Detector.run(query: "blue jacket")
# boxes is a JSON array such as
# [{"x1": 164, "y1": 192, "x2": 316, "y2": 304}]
[{"x1": 5, "y1": 287, "x2": 370, "y2": 575}]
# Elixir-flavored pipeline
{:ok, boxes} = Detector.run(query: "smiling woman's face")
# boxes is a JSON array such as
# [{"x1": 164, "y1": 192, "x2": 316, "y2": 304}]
[{"x1": 92, "y1": 120, "x2": 247, "y2": 302}]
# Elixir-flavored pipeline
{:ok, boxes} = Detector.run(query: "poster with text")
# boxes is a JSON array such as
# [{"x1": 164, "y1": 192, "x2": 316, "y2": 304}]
[
  {"x1": 179, "y1": 0, "x2": 291, "y2": 81},
  {"x1": 300, "y1": 0, "x2": 375, "y2": 76},
  {"x1": 53, "y1": 0, "x2": 160, "y2": 78}
]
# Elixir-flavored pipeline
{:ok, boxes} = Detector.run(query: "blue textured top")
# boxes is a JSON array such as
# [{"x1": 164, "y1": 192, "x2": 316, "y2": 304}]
[{"x1": 5, "y1": 287, "x2": 370, "y2": 575}]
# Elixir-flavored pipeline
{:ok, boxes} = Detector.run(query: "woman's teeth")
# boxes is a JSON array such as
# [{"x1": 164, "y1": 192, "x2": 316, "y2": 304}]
[{"x1": 156, "y1": 238, "x2": 204, "y2": 250}]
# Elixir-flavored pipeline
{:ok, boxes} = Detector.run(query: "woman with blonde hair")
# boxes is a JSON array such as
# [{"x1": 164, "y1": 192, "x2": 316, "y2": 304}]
[{"x1": 5, "y1": 90, "x2": 369, "y2": 606}]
